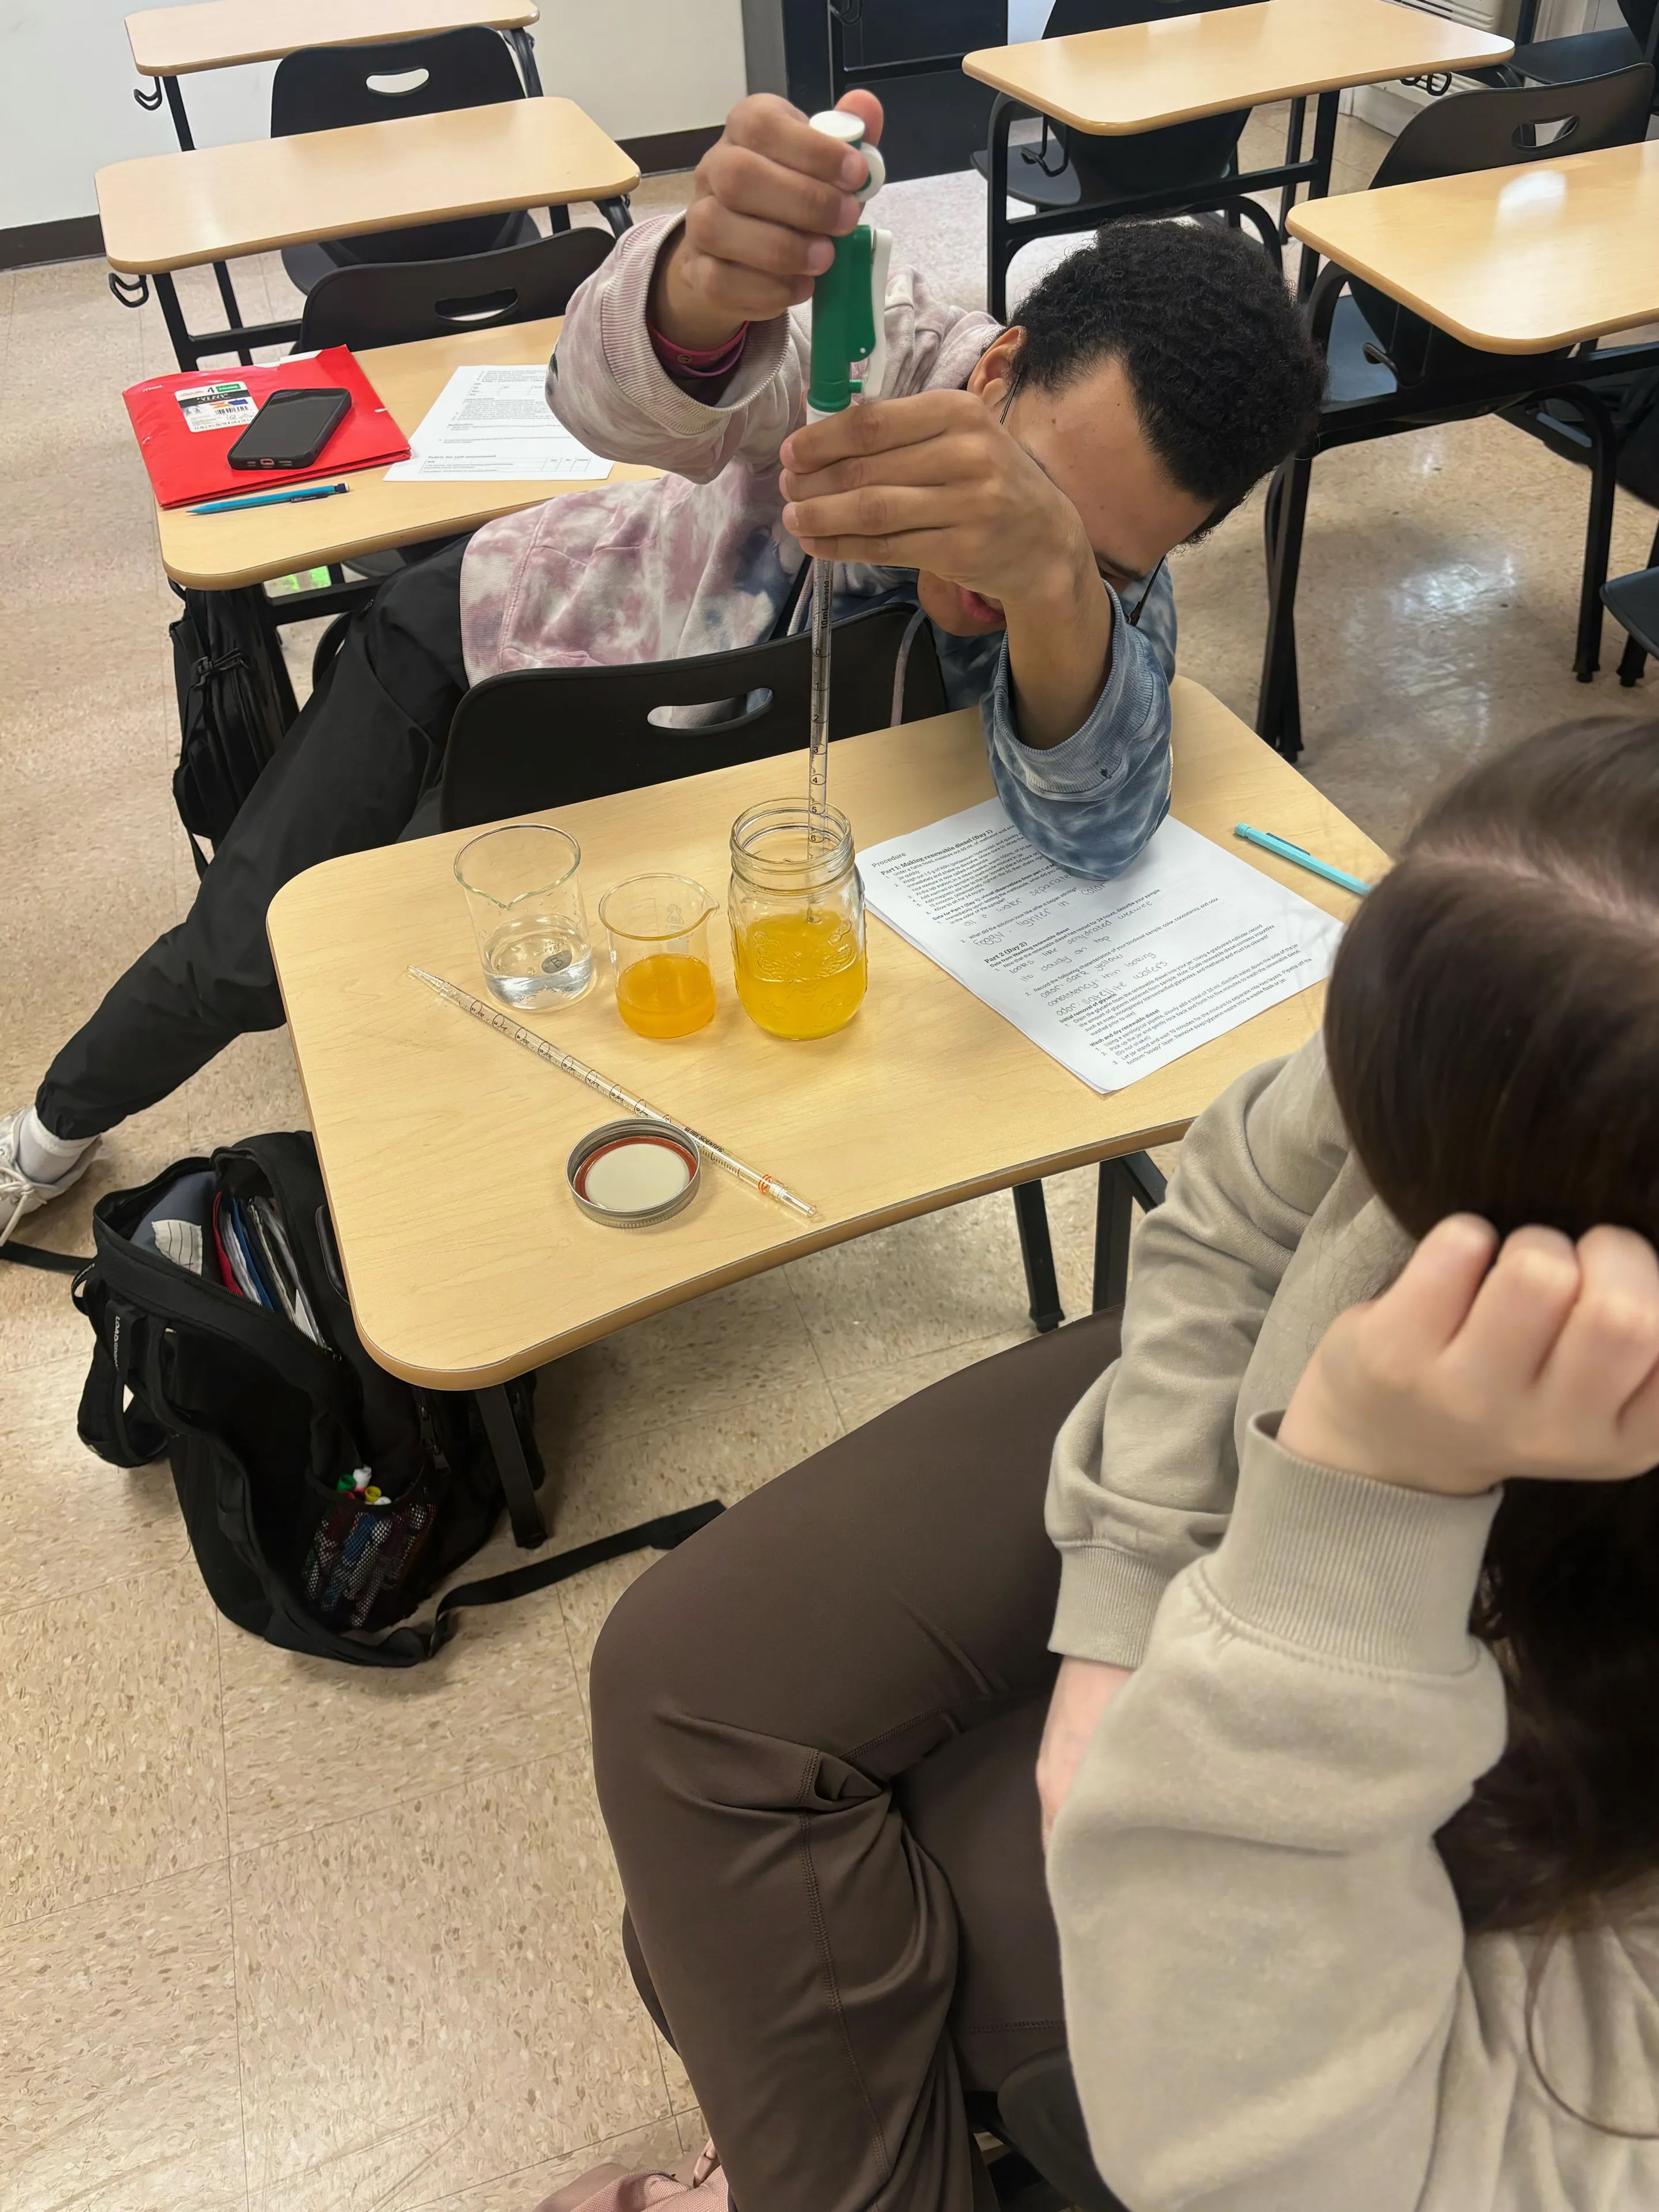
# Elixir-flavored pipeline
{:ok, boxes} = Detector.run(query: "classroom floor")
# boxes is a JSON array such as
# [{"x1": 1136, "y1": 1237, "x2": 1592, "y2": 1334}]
[{"x1": 5, "y1": 109, "x2": 1659, "y2": 2211}]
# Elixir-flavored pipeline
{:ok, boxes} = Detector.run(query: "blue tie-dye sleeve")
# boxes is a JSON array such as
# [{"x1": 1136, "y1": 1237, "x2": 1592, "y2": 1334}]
[{"x1": 980, "y1": 564, "x2": 1177, "y2": 882}]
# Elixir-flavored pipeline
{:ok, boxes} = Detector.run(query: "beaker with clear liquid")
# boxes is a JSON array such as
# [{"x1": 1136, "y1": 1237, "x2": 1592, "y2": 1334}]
[{"x1": 454, "y1": 823, "x2": 596, "y2": 1011}]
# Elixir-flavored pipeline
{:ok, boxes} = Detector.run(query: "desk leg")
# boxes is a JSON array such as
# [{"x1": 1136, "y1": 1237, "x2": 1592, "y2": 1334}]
[
  {"x1": 1279, "y1": 96, "x2": 1306, "y2": 242},
  {"x1": 158, "y1": 74, "x2": 253, "y2": 367},
  {"x1": 986, "y1": 95, "x2": 1018, "y2": 325},
  {"x1": 1258, "y1": 451, "x2": 1313, "y2": 758},
  {"x1": 1012, "y1": 1180, "x2": 1064, "y2": 1334},
  {"x1": 1573, "y1": 386, "x2": 1618, "y2": 682},
  {"x1": 1092, "y1": 1152, "x2": 1167, "y2": 1313},
  {"x1": 1296, "y1": 90, "x2": 1340, "y2": 303},
  {"x1": 477, "y1": 1383, "x2": 549, "y2": 1548},
  {"x1": 153, "y1": 272, "x2": 200, "y2": 374}
]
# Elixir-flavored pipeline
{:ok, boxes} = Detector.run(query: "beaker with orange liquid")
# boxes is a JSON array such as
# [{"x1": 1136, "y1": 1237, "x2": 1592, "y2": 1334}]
[
  {"x1": 599, "y1": 876, "x2": 719, "y2": 1040},
  {"x1": 728, "y1": 801, "x2": 867, "y2": 1041}
]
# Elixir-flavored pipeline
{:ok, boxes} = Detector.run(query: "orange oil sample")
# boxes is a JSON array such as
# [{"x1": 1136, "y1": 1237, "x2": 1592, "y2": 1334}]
[
  {"x1": 732, "y1": 910, "x2": 867, "y2": 1040},
  {"x1": 615, "y1": 953, "x2": 718, "y2": 1039}
]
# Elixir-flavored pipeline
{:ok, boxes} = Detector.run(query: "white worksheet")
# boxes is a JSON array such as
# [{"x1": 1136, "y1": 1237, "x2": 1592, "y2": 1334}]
[
  {"x1": 384, "y1": 365, "x2": 614, "y2": 483},
  {"x1": 859, "y1": 800, "x2": 1343, "y2": 1093}
]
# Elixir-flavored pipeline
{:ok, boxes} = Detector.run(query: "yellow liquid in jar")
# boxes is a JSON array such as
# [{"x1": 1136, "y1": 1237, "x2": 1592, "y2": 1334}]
[
  {"x1": 615, "y1": 953, "x2": 717, "y2": 1039},
  {"x1": 733, "y1": 911, "x2": 867, "y2": 1039}
]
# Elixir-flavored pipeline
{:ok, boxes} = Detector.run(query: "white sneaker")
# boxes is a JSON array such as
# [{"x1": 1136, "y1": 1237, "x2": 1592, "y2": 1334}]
[{"x1": 0, "y1": 1107, "x2": 100, "y2": 1246}]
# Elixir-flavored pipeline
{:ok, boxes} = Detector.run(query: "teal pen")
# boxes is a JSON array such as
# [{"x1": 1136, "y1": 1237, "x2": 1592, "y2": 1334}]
[
  {"x1": 189, "y1": 481, "x2": 350, "y2": 515},
  {"x1": 1234, "y1": 823, "x2": 1373, "y2": 898}
]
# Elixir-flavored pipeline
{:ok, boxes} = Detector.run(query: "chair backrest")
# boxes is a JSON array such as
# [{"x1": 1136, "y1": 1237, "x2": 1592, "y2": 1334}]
[
  {"x1": 1350, "y1": 65, "x2": 1654, "y2": 382},
  {"x1": 299, "y1": 229, "x2": 614, "y2": 351},
  {"x1": 1373, "y1": 60, "x2": 1653, "y2": 188},
  {"x1": 1045, "y1": 0, "x2": 1255, "y2": 33},
  {"x1": 271, "y1": 27, "x2": 524, "y2": 135},
  {"x1": 1618, "y1": 0, "x2": 1659, "y2": 56},
  {"x1": 272, "y1": 29, "x2": 528, "y2": 267},
  {"x1": 439, "y1": 604, "x2": 948, "y2": 830}
]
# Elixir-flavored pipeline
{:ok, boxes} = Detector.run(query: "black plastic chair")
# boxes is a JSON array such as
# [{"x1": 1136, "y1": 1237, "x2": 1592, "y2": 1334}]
[
  {"x1": 1602, "y1": 560, "x2": 1659, "y2": 679},
  {"x1": 271, "y1": 29, "x2": 621, "y2": 295},
  {"x1": 976, "y1": 0, "x2": 1284, "y2": 317},
  {"x1": 440, "y1": 608, "x2": 1168, "y2": 1337},
  {"x1": 1477, "y1": 0, "x2": 1659, "y2": 101},
  {"x1": 298, "y1": 226, "x2": 615, "y2": 351},
  {"x1": 1257, "y1": 64, "x2": 1655, "y2": 758}
]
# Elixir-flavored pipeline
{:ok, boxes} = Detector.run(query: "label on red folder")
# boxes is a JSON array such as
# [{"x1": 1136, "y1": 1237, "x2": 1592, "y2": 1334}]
[{"x1": 124, "y1": 346, "x2": 411, "y2": 508}]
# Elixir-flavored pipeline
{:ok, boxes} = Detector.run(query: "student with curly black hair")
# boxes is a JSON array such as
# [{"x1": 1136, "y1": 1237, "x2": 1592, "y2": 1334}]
[{"x1": 2, "y1": 92, "x2": 1323, "y2": 1243}]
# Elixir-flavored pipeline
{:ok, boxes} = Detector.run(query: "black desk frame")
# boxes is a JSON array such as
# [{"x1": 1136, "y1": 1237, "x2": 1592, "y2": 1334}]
[
  {"x1": 1255, "y1": 257, "x2": 1659, "y2": 758},
  {"x1": 982, "y1": 86, "x2": 1340, "y2": 321}
]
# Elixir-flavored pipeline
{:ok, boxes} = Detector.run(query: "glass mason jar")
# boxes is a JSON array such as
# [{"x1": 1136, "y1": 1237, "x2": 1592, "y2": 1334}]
[{"x1": 728, "y1": 801, "x2": 868, "y2": 1041}]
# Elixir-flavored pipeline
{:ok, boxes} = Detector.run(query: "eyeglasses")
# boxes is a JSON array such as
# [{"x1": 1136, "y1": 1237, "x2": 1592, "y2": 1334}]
[{"x1": 999, "y1": 365, "x2": 1165, "y2": 630}]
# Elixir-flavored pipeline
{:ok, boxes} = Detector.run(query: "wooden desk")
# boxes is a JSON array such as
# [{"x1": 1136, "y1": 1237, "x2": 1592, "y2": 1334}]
[
  {"x1": 961, "y1": 0, "x2": 1512, "y2": 318},
  {"x1": 155, "y1": 315, "x2": 660, "y2": 591},
  {"x1": 1287, "y1": 140, "x2": 1659, "y2": 354},
  {"x1": 97, "y1": 98, "x2": 639, "y2": 369},
  {"x1": 127, "y1": 0, "x2": 538, "y2": 77},
  {"x1": 267, "y1": 677, "x2": 1383, "y2": 1393},
  {"x1": 964, "y1": 0, "x2": 1510, "y2": 134}
]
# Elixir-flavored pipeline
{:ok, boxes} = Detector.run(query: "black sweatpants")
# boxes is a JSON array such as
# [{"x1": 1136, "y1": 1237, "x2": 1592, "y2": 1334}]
[{"x1": 36, "y1": 540, "x2": 471, "y2": 1142}]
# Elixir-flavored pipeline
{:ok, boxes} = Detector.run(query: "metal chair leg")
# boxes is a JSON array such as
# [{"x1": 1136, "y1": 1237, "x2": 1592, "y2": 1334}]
[
  {"x1": 1011, "y1": 1181, "x2": 1064, "y2": 1334},
  {"x1": 1573, "y1": 388, "x2": 1619, "y2": 682},
  {"x1": 1091, "y1": 1153, "x2": 1168, "y2": 1313},
  {"x1": 986, "y1": 95, "x2": 1018, "y2": 324},
  {"x1": 477, "y1": 1383, "x2": 548, "y2": 1548}
]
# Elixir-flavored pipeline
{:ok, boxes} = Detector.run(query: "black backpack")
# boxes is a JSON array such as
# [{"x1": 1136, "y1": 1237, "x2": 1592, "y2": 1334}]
[
  {"x1": 72, "y1": 1133, "x2": 720, "y2": 1665},
  {"x1": 168, "y1": 585, "x2": 299, "y2": 878}
]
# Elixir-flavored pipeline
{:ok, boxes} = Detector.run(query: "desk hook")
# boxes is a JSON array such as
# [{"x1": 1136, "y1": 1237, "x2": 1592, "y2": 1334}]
[
  {"x1": 134, "y1": 78, "x2": 165, "y2": 111},
  {"x1": 108, "y1": 271, "x2": 151, "y2": 310}
]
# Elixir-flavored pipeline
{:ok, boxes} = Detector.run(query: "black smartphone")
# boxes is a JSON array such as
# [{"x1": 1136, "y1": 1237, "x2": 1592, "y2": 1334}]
[{"x1": 227, "y1": 387, "x2": 351, "y2": 471}]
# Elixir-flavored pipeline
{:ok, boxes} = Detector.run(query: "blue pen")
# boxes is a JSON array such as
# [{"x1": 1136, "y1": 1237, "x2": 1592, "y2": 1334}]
[
  {"x1": 189, "y1": 481, "x2": 349, "y2": 516},
  {"x1": 1234, "y1": 823, "x2": 1373, "y2": 899}
]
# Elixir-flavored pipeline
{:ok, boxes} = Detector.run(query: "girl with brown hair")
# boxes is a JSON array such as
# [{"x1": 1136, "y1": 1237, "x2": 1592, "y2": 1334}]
[{"x1": 586, "y1": 717, "x2": 1659, "y2": 2212}]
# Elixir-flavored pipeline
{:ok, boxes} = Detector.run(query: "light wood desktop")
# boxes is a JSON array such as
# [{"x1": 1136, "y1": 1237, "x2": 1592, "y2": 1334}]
[
  {"x1": 97, "y1": 98, "x2": 637, "y2": 275},
  {"x1": 963, "y1": 0, "x2": 1512, "y2": 134},
  {"x1": 154, "y1": 315, "x2": 660, "y2": 592},
  {"x1": 127, "y1": 0, "x2": 538, "y2": 77},
  {"x1": 266, "y1": 678, "x2": 1384, "y2": 1391},
  {"x1": 1288, "y1": 139, "x2": 1659, "y2": 354}
]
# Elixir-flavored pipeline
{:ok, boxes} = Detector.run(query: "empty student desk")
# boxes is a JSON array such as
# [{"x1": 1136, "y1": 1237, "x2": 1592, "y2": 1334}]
[
  {"x1": 126, "y1": 2, "x2": 544, "y2": 148},
  {"x1": 963, "y1": 0, "x2": 1513, "y2": 315},
  {"x1": 265, "y1": 677, "x2": 1382, "y2": 1534},
  {"x1": 1256, "y1": 141, "x2": 1659, "y2": 752},
  {"x1": 153, "y1": 315, "x2": 659, "y2": 592},
  {"x1": 96, "y1": 99, "x2": 639, "y2": 369}
]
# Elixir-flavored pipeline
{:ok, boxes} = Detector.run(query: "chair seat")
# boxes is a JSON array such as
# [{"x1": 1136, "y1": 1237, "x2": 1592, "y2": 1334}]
[
  {"x1": 1506, "y1": 26, "x2": 1646, "y2": 85},
  {"x1": 973, "y1": 141, "x2": 1096, "y2": 210},
  {"x1": 1602, "y1": 565, "x2": 1659, "y2": 655}
]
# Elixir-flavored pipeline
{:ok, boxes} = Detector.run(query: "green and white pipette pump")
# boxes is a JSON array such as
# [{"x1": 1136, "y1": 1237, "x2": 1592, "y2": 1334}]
[{"x1": 804, "y1": 109, "x2": 890, "y2": 824}]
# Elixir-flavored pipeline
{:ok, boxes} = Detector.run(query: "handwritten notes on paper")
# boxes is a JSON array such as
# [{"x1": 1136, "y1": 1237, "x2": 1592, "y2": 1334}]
[{"x1": 859, "y1": 800, "x2": 1343, "y2": 1093}]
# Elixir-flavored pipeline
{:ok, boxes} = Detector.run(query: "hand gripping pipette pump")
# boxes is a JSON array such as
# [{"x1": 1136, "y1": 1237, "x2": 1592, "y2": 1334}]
[{"x1": 803, "y1": 109, "x2": 890, "y2": 822}]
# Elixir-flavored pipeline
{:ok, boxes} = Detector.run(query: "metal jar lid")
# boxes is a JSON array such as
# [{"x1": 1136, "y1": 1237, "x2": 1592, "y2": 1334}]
[{"x1": 566, "y1": 1119, "x2": 702, "y2": 1229}]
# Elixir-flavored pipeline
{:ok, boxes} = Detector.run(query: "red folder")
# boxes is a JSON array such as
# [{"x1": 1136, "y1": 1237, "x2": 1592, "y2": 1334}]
[{"x1": 123, "y1": 346, "x2": 410, "y2": 509}]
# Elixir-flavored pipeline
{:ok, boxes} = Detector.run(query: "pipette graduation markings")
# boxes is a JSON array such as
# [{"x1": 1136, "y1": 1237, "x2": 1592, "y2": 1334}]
[
  {"x1": 408, "y1": 966, "x2": 818, "y2": 1220},
  {"x1": 804, "y1": 110, "x2": 891, "y2": 823}
]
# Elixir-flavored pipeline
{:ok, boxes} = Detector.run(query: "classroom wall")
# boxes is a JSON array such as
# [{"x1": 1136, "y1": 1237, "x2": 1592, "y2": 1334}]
[{"x1": 0, "y1": 0, "x2": 749, "y2": 235}]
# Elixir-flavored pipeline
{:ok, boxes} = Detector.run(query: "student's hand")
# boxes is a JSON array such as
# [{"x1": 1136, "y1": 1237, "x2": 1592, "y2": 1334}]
[
  {"x1": 780, "y1": 391, "x2": 1114, "y2": 747},
  {"x1": 1279, "y1": 1216, "x2": 1659, "y2": 1497},
  {"x1": 1037, "y1": 1655, "x2": 1135, "y2": 1847},
  {"x1": 650, "y1": 92, "x2": 884, "y2": 353}
]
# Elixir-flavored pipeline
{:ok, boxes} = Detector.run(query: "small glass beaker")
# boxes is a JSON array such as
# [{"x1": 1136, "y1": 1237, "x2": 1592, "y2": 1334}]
[
  {"x1": 454, "y1": 823, "x2": 595, "y2": 1011},
  {"x1": 598, "y1": 874, "x2": 719, "y2": 1039},
  {"x1": 728, "y1": 801, "x2": 867, "y2": 1041}
]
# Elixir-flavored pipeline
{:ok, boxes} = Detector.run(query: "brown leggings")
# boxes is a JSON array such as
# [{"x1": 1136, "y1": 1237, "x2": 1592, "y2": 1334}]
[{"x1": 590, "y1": 1310, "x2": 1122, "y2": 2212}]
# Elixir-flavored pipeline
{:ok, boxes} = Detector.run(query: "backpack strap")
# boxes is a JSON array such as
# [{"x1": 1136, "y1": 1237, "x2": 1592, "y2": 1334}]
[
  {"x1": 369, "y1": 1498, "x2": 727, "y2": 1662},
  {"x1": 0, "y1": 1241, "x2": 89, "y2": 1274},
  {"x1": 73, "y1": 1293, "x2": 171, "y2": 1467}
]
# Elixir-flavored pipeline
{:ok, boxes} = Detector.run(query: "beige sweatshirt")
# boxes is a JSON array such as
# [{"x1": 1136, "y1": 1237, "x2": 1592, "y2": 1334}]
[{"x1": 1044, "y1": 1035, "x2": 1659, "y2": 2211}]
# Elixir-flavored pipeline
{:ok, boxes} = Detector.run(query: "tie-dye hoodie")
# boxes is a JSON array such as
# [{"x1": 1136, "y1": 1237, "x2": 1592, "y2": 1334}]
[{"x1": 458, "y1": 211, "x2": 1176, "y2": 881}]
